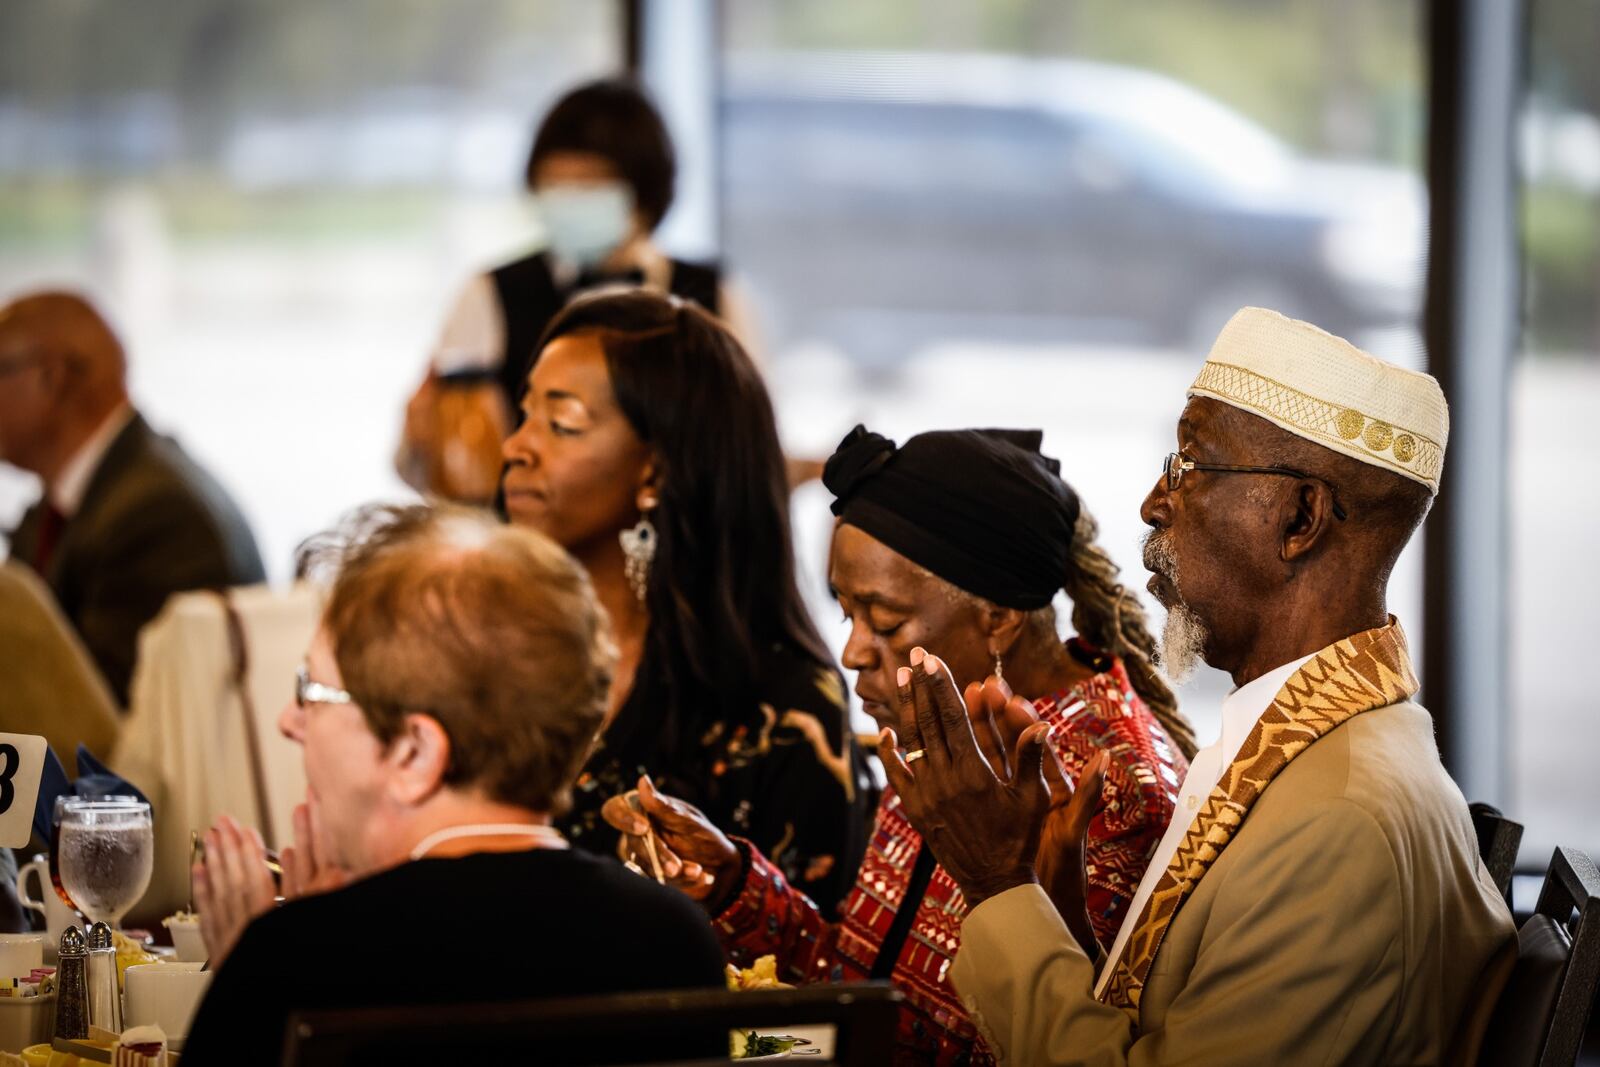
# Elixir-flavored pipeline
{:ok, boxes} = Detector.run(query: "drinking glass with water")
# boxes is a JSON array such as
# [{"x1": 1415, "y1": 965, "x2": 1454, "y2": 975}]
[{"x1": 56, "y1": 798, "x2": 154, "y2": 930}]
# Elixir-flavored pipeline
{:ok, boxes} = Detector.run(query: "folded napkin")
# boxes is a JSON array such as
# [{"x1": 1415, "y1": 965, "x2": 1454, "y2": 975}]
[{"x1": 30, "y1": 747, "x2": 152, "y2": 845}]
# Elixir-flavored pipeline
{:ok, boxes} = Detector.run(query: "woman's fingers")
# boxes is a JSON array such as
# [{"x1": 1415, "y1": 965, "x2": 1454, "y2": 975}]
[
  {"x1": 601, "y1": 795, "x2": 650, "y2": 837},
  {"x1": 280, "y1": 804, "x2": 313, "y2": 897},
  {"x1": 965, "y1": 680, "x2": 1010, "y2": 778},
  {"x1": 993, "y1": 691, "x2": 1041, "y2": 753},
  {"x1": 637, "y1": 776, "x2": 717, "y2": 847},
  {"x1": 192, "y1": 864, "x2": 228, "y2": 961},
  {"x1": 894, "y1": 666, "x2": 923, "y2": 759},
  {"x1": 243, "y1": 825, "x2": 275, "y2": 911},
  {"x1": 877, "y1": 727, "x2": 916, "y2": 801}
]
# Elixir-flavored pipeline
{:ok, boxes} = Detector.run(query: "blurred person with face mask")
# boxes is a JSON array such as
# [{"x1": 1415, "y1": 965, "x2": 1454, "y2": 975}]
[
  {"x1": 0, "y1": 290, "x2": 264, "y2": 706},
  {"x1": 398, "y1": 77, "x2": 760, "y2": 505}
]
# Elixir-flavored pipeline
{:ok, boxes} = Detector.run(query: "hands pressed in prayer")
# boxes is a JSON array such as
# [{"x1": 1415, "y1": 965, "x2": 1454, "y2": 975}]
[
  {"x1": 600, "y1": 775, "x2": 742, "y2": 908},
  {"x1": 193, "y1": 815, "x2": 273, "y2": 970},
  {"x1": 193, "y1": 802, "x2": 349, "y2": 968},
  {"x1": 879, "y1": 647, "x2": 1106, "y2": 946},
  {"x1": 279, "y1": 800, "x2": 349, "y2": 901},
  {"x1": 964, "y1": 673, "x2": 1108, "y2": 955}
]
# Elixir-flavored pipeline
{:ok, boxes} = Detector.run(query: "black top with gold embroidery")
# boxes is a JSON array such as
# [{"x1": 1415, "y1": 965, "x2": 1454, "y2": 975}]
[{"x1": 558, "y1": 641, "x2": 871, "y2": 916}]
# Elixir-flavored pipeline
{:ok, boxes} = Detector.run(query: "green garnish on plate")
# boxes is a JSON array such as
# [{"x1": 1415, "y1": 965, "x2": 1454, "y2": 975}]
[{"x1": 732, "y1": 1031, "x2": 798, "y2": 1058}]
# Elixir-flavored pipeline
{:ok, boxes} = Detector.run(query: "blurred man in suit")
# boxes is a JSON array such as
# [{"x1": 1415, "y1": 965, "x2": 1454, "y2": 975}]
[{"x1": 0, "y1": 291, "x2": 264, "y2": 706}]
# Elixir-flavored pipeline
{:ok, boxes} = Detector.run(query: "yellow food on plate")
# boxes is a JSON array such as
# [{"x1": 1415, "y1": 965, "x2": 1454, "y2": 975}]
[
  {"x1": 725, "y1": 954, "x2": 791, "y2": 991},
  {"x1": 112, "y1": 931, "x2": 161, "y2": 990}
]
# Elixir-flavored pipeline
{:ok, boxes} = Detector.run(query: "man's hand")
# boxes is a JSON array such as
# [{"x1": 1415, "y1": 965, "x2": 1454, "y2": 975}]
[
  {"x1": 1037, "y1": 753, "x2": 1107, "y2": 956},
  {"x1": 600, "y1": 775, "x2": 743, "y2": 909},
  {"x1": 878, "y1": 647, "x2": 1052, "y2": 909}
]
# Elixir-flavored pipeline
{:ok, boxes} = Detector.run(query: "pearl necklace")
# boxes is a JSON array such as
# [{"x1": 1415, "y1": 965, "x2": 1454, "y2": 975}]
[{"x1": 408, "y1": 822, "x2": 567, "y2": 861}]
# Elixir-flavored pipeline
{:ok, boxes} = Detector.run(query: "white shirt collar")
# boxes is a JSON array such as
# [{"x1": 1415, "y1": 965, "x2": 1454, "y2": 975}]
[
  {"x1": 1217, "y1": 650, "x2": 1320, "y2": 762},
  {"x1": 50, "y1": 402, "x2": 134, "y2": 517}
]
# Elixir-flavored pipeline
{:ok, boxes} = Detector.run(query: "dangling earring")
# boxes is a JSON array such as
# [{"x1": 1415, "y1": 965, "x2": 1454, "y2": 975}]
[
  {"x1": 993, "y1": 649, "x2": 1005, "y2": 683},
  {"x1": 619, "y1": 513, "x2": 656, "y2": 603}
]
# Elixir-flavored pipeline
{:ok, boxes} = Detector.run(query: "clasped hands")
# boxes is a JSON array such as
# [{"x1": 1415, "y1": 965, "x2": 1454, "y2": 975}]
[
  {"x1": 879, "y1": 647, "x2": 1106, "y2": 955},
  {"x1": 192, "y1": 800, "x2": 350, "y2": 968}
]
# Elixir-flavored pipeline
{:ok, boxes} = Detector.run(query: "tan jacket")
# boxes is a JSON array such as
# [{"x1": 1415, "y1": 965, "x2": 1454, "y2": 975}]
[
  {"x1": 950, "y1": 699, "x2": 1516, "y2": 1066},
  {"x1": 0, "y1": 561, "x2": 119, "y2": 776}
]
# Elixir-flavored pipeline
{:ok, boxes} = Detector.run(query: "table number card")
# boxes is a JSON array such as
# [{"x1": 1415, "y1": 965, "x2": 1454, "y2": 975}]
[{"x1": 0, "y1": 733, "x2": 48, "y2": 848}]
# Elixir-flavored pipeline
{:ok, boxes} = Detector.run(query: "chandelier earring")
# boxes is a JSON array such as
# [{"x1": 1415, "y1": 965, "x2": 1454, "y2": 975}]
[
  {"x1": 993, "y1": 648, "x2": 1005, "y2": 684},
  {"x1": 619, "y1": 510, "x2": 657, "y2": 603}
]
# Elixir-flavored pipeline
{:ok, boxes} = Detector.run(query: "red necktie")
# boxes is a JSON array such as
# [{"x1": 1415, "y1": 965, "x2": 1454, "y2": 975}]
[{"x1": 32, "y1": 503, "x2": 66, "y2": 573}]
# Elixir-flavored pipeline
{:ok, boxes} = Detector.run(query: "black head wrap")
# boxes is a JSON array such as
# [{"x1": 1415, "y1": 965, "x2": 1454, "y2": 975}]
[{"x1": 823, "y1": 425, "x2": 1080, "y2": 610}]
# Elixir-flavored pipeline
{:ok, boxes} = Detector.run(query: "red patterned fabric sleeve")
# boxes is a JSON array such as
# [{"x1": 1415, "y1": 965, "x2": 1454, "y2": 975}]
[
  {"x1": 712, "y1": 837, "x2": 847, "y2": 985},
  {"x1": 1037, "y1": 654, "x2": 1187, "y2": 947}
]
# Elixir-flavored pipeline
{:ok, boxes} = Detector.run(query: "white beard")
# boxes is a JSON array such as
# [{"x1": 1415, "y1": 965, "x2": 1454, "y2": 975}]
[
  {"x1": 1157, "y1": 599, "x2": 1210, "y2": 684},
  {"x1": 1142, "y1": 529, "x2": 1211, "y2": 683}
]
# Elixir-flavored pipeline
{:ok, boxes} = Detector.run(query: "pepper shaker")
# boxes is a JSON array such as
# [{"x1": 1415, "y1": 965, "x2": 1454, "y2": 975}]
[
  {"x1": 86, "y1": 921, "x2": 123, "y2": 1033},
  {"x1": 54, "y1": 925, "x2": 90, "y2": 1040}
]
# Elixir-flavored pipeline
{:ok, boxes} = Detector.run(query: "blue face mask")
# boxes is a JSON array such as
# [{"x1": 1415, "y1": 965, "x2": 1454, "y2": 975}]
[{"x1": 535, "y1": 182, "x2": 634, "y2": 268}]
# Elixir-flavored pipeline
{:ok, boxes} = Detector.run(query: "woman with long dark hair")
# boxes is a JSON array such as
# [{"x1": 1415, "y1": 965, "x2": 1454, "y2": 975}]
[{"x1": 499, "y1": 289, "x2": 866, "y2": 912}]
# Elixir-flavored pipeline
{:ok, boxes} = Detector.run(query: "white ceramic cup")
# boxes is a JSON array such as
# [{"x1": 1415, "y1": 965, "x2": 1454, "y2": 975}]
[
  {"x1": 15, "y1": 855, "x2": 84, "y2": 952},
  {"x1": 164, "y1": 918, "x2": 208, "y2": 964},
  {"x1": 0, "y1": 933, "x2": 45, "y2": 978},
  {"x1": 123, "y1": 962, "x2": 211, "y2": 1042}
]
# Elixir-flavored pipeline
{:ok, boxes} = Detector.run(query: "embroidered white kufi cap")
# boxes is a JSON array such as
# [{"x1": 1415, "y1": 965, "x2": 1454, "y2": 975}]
[{"x1": 1187, "y1": 307, "x2": 1449, "y2": 494}]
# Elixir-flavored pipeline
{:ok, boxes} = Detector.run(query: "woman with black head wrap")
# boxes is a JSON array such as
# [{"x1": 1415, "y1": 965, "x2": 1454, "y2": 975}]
[{"x1": 604, "y1": 425, "x2": 1195, "y2": 1066}]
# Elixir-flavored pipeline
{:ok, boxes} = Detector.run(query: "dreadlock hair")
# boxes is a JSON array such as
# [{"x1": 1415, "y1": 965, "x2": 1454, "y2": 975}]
[{"x1": 1062, "y1": 504, "x2": 1198, "y2": 760}]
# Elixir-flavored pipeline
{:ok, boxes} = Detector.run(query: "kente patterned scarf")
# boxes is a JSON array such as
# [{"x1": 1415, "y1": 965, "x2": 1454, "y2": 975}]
[{"x1": 1098, "y1": 619, "x2": 1419, "y2": 1020}]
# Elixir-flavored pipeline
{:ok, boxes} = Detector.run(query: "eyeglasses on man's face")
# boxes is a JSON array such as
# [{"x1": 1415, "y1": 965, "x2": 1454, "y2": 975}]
[
  {"x1": 1162, "y1": 452, "x2": 1349, "y2": 521},
  {"x1": 295, "y1": 665, "x2": 354, "y2": 709}
]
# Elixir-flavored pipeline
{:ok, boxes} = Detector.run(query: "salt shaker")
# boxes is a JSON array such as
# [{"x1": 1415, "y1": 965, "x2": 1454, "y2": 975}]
[
  {"x1": 54, "y1": 925, "x2": 90, "y2": 1040},
  {"x1": 86, "y1": 921, "x2": 123, "y2": 1033}
]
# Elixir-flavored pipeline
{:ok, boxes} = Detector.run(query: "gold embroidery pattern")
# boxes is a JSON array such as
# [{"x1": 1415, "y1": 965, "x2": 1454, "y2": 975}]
[
  {"x1": 1098, "y1": 621, "x2": 1418, "y2": 1022},
  {"x1": 1191, "y1": 362, "x2": 1443, "y2": 486}
]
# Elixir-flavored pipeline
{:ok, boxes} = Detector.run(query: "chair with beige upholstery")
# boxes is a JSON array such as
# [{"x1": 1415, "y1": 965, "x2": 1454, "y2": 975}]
[{"x1": 113, "y1": 583, "x2": 319, "y2": 924}]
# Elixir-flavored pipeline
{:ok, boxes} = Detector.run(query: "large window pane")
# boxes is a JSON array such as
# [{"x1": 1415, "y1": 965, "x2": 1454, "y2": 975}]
[
  {"x1": 0, "y1": 2, "x2": 618, "y2": 577},
  {"x1": 725, "y1": 1, "x2": 1427, "y2": 741},
  {"x1": 1511, "y1": 0, "x2": 1600, "y2": 864}
]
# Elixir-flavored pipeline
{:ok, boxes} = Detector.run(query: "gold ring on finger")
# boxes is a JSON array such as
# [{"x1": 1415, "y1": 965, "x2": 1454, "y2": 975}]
[{"x1": 905, "y1": 749, "x2": 927, "y2": 764}]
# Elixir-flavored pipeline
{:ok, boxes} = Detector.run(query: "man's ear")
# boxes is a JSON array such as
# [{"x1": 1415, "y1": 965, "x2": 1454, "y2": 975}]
[
  {"x1": 1280, "y1": 480, "x2": 1339, "y2": 564},
  {"x1": 386, "y1": 713, "x2": 452, "y2": 807},
  {"x1": 36, "y1": 356, "x2": 73, "y2": 405}
]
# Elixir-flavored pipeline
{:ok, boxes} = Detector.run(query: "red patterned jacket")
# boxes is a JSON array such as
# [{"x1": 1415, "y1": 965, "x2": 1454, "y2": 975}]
[{"x1": 714, "y1": 646, "x2": 1186, "y2": 1065}]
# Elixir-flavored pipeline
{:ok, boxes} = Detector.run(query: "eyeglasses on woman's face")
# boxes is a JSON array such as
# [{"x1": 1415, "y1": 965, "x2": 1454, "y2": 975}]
[{"x1": 294, "y1": 664, "x2": 353, "y2": 709}]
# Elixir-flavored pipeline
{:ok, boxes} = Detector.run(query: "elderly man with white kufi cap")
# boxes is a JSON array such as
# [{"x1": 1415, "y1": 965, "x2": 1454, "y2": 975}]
[{"x1": 873, "y1": 308, "x2": 1518, "y2": 1065}]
